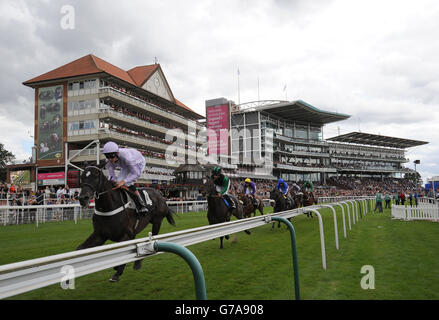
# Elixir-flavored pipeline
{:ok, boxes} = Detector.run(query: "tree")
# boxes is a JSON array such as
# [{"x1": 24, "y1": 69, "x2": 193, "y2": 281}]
[{"x1": 0, "y1": 143, "x2": 15, "y2": 182}]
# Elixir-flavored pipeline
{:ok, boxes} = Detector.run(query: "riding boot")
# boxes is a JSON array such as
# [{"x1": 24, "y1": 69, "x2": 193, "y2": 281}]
[
  {"x1": 224, "y1": 194, "x2": 236, "y2": 211},
  {"x1": 252, "y1": 197, "x2": 258, "y2": 208}
]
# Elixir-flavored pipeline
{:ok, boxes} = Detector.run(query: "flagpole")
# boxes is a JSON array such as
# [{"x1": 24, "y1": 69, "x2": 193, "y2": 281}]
[
  {"x1": 257, "y1": 77, "x2": 260, "y2": 101},
  {"x1": 237, "y1": 68, "x2": 241, "y2": 105}
]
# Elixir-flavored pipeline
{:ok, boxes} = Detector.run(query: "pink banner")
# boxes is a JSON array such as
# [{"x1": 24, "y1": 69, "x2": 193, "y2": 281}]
[
  {"x1": 37, "y1": 172, "x2": 65, "y2": 180},
  {"x1": 206, "y1": 103, "x2": 230, "y2": 155}
]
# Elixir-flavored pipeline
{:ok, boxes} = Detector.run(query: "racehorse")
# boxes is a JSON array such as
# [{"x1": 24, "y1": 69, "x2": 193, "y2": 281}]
[
  {"x1": 302, "y1": 191, "x2": 318, "y2": 218},
  {"x1": 289, "y1": 189, "x2": 303, "y2": 208},
  {"x1": 202, "y1": 178, "x2": 250, "y2": 249},
  {"x1": 77, "y1": 165, "x2": 175, "y2": 282},
  {"x1": 238, "y1": 193, "x2": 264, "y2": 218},
  {"x1": 270, "y1": 187, "x2": 295, "y2": 229}
]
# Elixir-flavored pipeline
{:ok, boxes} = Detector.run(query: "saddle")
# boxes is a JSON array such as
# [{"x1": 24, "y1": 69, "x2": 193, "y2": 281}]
[
  {"x1": 222, "y1": 194, "x2": 236, "y2": 211},
  {"x1": 118, "y1": 186, "x2": 154, "y2": 211},
  {"x1": 245, "y1": 194, "x2": 259, "y2": 207}
]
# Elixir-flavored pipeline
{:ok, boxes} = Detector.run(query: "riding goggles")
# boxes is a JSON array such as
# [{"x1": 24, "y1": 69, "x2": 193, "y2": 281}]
[{"x1": 104, "y1": 152, "x2": 118, "y2": 159}]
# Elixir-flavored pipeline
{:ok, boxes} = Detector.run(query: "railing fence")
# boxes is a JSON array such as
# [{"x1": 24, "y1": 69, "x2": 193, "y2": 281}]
[{"x1": 0, "y1": 198, "x2": 375, "y2": 300}]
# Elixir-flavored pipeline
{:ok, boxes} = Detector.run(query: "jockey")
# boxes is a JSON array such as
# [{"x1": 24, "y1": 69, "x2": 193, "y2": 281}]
[
  {"x1": 276, "y1": 178, "x2": 289, "y2": 197},
  {"x1": 243, "y1": 178, "x2": 258, "y2": 207},
  {"x1": 211, "y1": 166, "x2": 236, "y2": 211},
  {"x1": 291, "y1": 181, "x2": 301, "y2": 195},
  {"x1": 243, "y1": 178, "x2": 256, "y2": 196},
  {"x1": 303, "y1": 180, "x2": 314, "y2": 199},
  {"x1": 102, "y1": 141, "x2": 150, "y2": 214}
]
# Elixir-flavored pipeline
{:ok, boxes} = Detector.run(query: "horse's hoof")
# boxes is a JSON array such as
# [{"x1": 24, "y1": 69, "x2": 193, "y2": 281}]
[
  {"x1": 225, "y1": 235, "x2": 229, "y2": 240},
  {"x1": 109, "y1": 277, "x2": 119, "y2": 283},
  {"x1": 245, "y1": 230, "x2": 251, "y2": 235},
  {"x1": 133, "y1": 260, "x2": 142, "y2": 270}
]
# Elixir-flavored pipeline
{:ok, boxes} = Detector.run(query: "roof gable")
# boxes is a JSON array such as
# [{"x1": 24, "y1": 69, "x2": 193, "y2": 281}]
[
  {"x1": 141, "y1": 67, "x2": 175, "y2": 102},
  {"x1": 127, "y1": 65, "x2": 159, "y2": 87}
]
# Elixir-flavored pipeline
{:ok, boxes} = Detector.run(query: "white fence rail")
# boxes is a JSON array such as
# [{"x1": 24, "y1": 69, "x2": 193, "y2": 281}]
[
  {"x1": 0, "y1": 198, "x2": 374, "y2": 299},
  {"x1": 0, "y1": 201, "x2": 207, "y2": 227},
  {"x1": 392, "y1": 204, "x2": 439, "y2": 221},
  {"x1": 0, "y1": 196, "x2": 371, "y2": 227}
]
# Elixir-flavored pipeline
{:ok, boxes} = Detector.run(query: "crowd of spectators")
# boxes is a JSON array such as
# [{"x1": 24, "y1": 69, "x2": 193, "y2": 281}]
[
  {"x1": 327, "y1": 176, "x2": 419, "y2": 196},
  {"x1": 103, "y1": 81, "x2": 199, "y2": 121},
  {"x1": 1, "y1": 175, "x2": 437, "y2": 207},
  {"x1": 101, "y1": 122, "x2": 200, "y2": 153},
  {"x1": 0, "y1": 184, "x2": 79, "y2": 206}
]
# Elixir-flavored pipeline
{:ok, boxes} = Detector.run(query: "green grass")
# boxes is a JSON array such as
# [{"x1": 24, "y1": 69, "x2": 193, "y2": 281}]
[{"x1": 1, "y1": 205, "x2": 439, "y2": 300}]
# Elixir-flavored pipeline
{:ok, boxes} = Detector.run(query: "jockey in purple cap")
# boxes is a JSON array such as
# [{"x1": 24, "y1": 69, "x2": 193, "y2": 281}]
[{"x1": 102, "y1": 141, "x2": 150, "y2": 214}]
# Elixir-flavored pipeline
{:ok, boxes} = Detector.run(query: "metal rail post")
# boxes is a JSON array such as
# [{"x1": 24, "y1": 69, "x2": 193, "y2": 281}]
[
  {"x1": 332, "y1": 203, "x2": 347, "y2": 238},
  {"x1": 320, "y1": 205, "x2": 339, "y2": 250},
  {"x1": 348, "y1": 200, "x2": 356, "y2": 224},
  {"x1": 303, "y1": 208, "x2": 327, "y2": 270},
  {"x1": 154, "y1": 241, "x2": 207, "y2": 300},
  {"x1": 271, "y1": 216, "x2": 300, "y2": 300},
  {"x1": 341, "y1": 202, "x2": 352, "y2": 230}
]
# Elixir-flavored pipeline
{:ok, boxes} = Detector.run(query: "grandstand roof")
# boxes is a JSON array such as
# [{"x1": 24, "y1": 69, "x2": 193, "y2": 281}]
[
  {"x1": 235, "y1": 100, "x2": 350, "y2": 125},
  {"x1": 23, "y1": 54, "x2": 204, "y2": 119},
  {"x1": 327, "y1": 132, "x2": 429, "y2": 149}
]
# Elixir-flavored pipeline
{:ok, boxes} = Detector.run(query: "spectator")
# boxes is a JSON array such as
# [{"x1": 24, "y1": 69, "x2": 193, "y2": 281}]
[
  {"x1": 399, "y1": 192, "x2": 406, "y2": 206},
  {"x1": 374, "y1": 190, "x2": 383, "y2": 213},
  {"x1": 384, "y1": 193, "x2": 391, "y2": 209},
  {"x1": 394, "y1": 193, "x2": 399, "y2": 205},
  {"x1": 56, "y1": 186, "x2": 64, "y2": 199},
  {"x1": 44, "y1": 186, "x2": 51, "y2": 201},
  {"x1": 64, "y1": 185, "x2": 71, "y2": 199}
]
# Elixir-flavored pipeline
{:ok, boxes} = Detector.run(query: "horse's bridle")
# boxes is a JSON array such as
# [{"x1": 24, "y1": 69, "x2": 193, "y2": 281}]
[{"x1": 82, "y1": 166, "x2": 111, "y2": 199}]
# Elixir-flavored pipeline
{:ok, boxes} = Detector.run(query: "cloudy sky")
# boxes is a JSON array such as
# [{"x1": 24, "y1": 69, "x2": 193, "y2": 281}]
[{"x1": 1, "y1": 0, "x2": 438, "y2": 183}]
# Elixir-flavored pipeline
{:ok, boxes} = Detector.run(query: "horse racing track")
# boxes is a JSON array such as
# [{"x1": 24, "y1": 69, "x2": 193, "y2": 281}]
[{"x1": 0, "y1": 206, "x2": 438, "y2": 300}]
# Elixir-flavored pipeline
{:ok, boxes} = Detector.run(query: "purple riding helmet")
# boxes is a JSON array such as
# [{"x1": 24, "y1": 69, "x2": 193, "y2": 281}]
[{"x1": 103, "y1": 141, "x2": 119, "y2": 154}]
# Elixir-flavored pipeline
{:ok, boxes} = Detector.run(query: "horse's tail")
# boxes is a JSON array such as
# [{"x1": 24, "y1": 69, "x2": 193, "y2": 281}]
[{"x1": 166, "y1": 207, "x2": 176, "y2": 226}]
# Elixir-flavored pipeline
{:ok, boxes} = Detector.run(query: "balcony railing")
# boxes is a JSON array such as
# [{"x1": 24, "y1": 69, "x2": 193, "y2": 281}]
[
  {"x1": 99, "y1": 87, "x2": 204, "y2": 130},
  {"x1": 99, "y1": 108, "x2": 201, "y2": 145}
]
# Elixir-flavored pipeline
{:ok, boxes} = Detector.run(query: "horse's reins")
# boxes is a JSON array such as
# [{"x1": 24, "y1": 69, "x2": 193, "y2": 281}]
[
  {"x1": 82, "y1": 166, "x2": 127, "y2": 199},
  {"x1": 83, "y1": 166, "x2": 134, "y2": 217}
]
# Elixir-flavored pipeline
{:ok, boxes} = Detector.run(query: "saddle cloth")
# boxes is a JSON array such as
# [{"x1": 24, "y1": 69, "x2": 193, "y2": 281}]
[
  {"x1": 123, "y1": 188, "x2": 153, "y2": 208},
  {"x1": 141, "y1": 189, "x2": 153, "y2": 206}
]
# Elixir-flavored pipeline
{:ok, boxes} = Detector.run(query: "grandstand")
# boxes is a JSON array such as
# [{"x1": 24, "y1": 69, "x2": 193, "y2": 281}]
[
  {"x1": 5, "y1": 56, "x2": 429, "y2": 198},
  {"x1": 19, "y1": 54, "x2": 205, "y2": 189},
  {"x1": 206, "y1": 98, "x2": 428, "y2": 189}
]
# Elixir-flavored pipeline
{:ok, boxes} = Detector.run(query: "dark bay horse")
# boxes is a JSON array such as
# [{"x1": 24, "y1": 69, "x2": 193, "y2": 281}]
[
  {"x1": 270, "y1": 188, "x2": 295, "y2": 229},
  {"x1": 289, "y1": 190, "x2": 303, "y2": 208},
  {"x1": 202, "y1": 178, "x2": 250, "y2": 249},
  {"x1": 302, "y1": 191, "x2": 318, "y2": 218},
  {"x1": 238, "y1": 193, "x2": 264, "y2": 218},
  {"x1": 78, "y1": 165, "x2": 175, "y2": 282}
]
